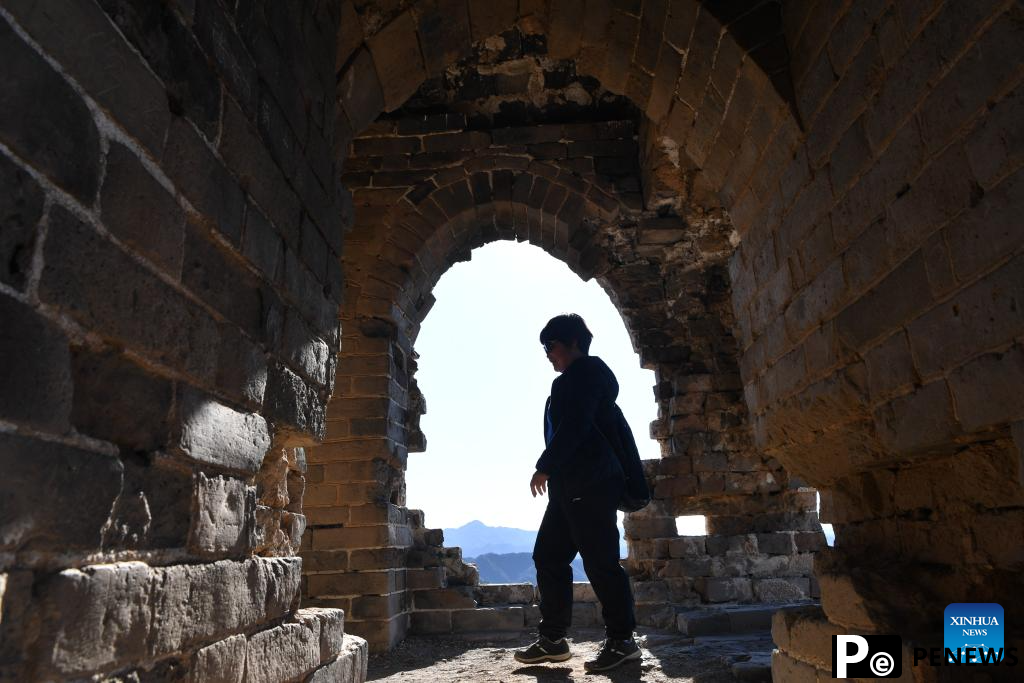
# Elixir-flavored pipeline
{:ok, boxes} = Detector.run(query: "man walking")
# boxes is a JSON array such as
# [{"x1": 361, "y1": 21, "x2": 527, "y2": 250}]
[{"x1": 513, "y1": 314, "x2": 641, "y2": 672}]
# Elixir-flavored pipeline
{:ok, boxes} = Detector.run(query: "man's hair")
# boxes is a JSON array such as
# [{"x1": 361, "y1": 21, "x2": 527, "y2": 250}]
[{"x1": 539, "y1": 313, "x2": 593, "y2": 354}]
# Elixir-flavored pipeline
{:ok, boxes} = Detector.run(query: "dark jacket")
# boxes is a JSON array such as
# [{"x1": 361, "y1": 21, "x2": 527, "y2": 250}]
[{"x1": 535, "y1": 354, "x2": 625, "y2": 499}]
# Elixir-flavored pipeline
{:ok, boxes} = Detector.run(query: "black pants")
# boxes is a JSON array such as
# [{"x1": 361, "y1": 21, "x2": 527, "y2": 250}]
[{"x1": 533, "y1": 476, "x2": 636, "y2": 640}]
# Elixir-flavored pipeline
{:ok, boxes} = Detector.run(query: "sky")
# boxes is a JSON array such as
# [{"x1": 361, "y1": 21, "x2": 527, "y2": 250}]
[{"x1": 405, "y1": 239, "x2": 661, "y2": 531}]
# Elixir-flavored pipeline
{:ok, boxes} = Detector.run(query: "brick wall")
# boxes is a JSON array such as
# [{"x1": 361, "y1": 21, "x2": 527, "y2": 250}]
[
  {"x1": 728, "y1": 0, "x2": 1024, "y2": 676},
  {"x1": 0, "y1": 1, "x2": 360, "y2": 680}
]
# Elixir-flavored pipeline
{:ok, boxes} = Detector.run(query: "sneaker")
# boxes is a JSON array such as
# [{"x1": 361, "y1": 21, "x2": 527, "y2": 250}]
[
  {"x1": 513, "y1": 635, "x2": 572, "y2": 664},
  {"x1": 584, "y1": 637, "x2": 641, "y2": 672}
]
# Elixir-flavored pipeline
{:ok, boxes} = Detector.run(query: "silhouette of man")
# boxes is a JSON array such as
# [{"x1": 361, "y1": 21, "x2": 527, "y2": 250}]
[{"x1": 513, "y1": 313, "x2": 640, "y2": 672}]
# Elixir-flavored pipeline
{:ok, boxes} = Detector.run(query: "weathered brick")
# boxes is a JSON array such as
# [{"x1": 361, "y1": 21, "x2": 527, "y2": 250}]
[
  {"x1": 245, "y1": 619, "x2": 320, "y2": 683},
  {"x1": 0, "y1": 16, "x2": 101, "y2": 202},
  {"x1": 864, "y1": 331, "x2": 917, "y2": 400},
  {"x1": 186, "y1": 634, "x2": 246, "y2": 683},
  {"x1": 164, "y1": 117, "x2": 245, "y2": 246},
  {"x1": 466, "y1": 0, "x2": 517, "y2": 42},
  {"x1": 0, "y1": 152, "x2": 44, "y2": 291},
  {"x1": 101, "y1": 142, "x2": 186, "y2": 277},
  {"x1": 872, "y1": 379, "x2": 960, "y2": 455},
  {"x1": 908, "y1": 253, "x2": 1024, "y2": 377},
  {"x1": 0, "y1": 295, "x2": 71, "y2": 432},
  {"x1": 70, "y1": 346, "x2": 172, "y2": 451},
  {"x1": 98, "y1": 0, "x2": 221, "y2": 137},
  {"x1": 0, "y1": 432, "x2": 123, "y2": 553},
  {"x1": 7, "y1": 0, "x2": 171, "y2": 154},
  {"x1": 948, "y1": 344, "x2": 1024, "y2": 432},
  {"x1": 338, "y1": 48, "x2": 385, "y2": 133},
  {"x1": 836, "y1": 251, "x2": 932, "y2": 351},
  {"x1": 942, "y1": 166, "x2": 1022, "y2": 283},
  {"x1": 413, "y1": 0, "x2": 472, "y2": 77},
  {"x1": 171, "y1": 387, "x2": 271, "y2": 474}
]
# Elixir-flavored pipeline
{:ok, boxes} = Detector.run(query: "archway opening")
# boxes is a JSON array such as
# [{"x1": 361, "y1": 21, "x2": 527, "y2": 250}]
[{"x1": 407, "y1": 239, "x2": 659, "y2": 584}]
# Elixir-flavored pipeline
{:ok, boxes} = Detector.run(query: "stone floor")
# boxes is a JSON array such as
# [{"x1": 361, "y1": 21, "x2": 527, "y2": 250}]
[{"x1": 367, "y1": 627, "x2": 774, "y2": 682}]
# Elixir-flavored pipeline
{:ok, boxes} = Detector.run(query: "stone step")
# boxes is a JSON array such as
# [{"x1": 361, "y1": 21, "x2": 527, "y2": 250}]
[
  {"x1": 730, "y1": 652, "x2": 772, "y2": 682},
  {"x1": 677, "y1": 603, "x2": 815, "y2": 637},
  {"x1": 473, "y1": 582, "x2": 536, "y2": 605},
  {"x1": 410, "y1": 604, "x2": 535, "y2": 636}
]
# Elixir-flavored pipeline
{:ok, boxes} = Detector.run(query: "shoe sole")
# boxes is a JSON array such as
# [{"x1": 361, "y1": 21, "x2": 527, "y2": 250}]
[
  {"x1": 514, "y1": 651, "x2": 572, "y2": 664},
  {"x1": 583, "y1": 648, "x2": 642, "y2": 672}
]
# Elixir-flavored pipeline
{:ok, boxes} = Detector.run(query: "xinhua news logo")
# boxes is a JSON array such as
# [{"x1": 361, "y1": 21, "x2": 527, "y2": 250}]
[
  {"x1": 832, "y1": 635, "x2": 902, "y2": 678},
  {"x1": 944, "y1": 603, "x2": 1004, "y2": 664}
]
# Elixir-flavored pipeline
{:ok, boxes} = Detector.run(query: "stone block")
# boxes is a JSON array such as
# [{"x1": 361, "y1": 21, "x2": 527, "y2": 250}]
[
  {"x1": 297, "y1": 607, "x2": 347, "y2": 662},
  {"x1": 182, "y1": 223, "x2": 264, "y2": 338},
  {"x1": 0, "y1": 432, "x2": 123, "y2": 553},
  {"x1": 706, "y1": 534, "x2": 758, "y2": 556},
  {"x1": 346, "y1": 613, "x2": 409, "y2": 653},
  {"x1": 410, "y1": 610, "x2": 452, "y2": 634},
  {"x1": 101, "y1": 142, "x2": 185, "y2": 276},
  {"x1": 70, "y1": 346, "x2": 172, "y2": 451},
  {"x1": 451, "y1": 606, "x2": 526, "y2": 632},
  {"x1": 283, "y1": 311, "x2": 331, "y2": 387},
  {"x1": 0, "y1": 294, "x2": 71, "y2": 432},
  {"x1": 571, "y1": 602, "x2": 601, "y2": 627},
  {"x1": 265, "y1": 362, "x2": 327, "y2": 441},
  {"x1": 753, "y1": 578, "x2": 810, "y2": 602},
  {"x1": 188, "y1": 472, "x2": 252, "y2": 557},
  {"x1": 34, "y1": 557, "x2": 301, "y2": 678},
  {"x1": 668, "y1": 536, "x2": 707, "y2": 558},
  {"x1": 908, "y1": 252, "x2": 1024, "y2": 377},
  {"x1": 414, "y1": 0, "x2": 472, "y2": 77},
  {"x1": 474, "y1": 583, "x2": 536, "y2": 605},
  {"x1": 756, "y1": 532, "x2": 796, "y2": 555},
  {"x1": 172, "y1": 388, "x2": 271, "y2": 474},
  {"x1": 0, "y1": 15, "x2": 101, "y2": 202},
  {"x1": 407, "y1": 567, "x2": 445, "y2": 591},
  {"x1": 770, "y1": 650, "x2": 817, "y2": 683},
  {"x1": 338, "y1": 48, "x2": 384, "y2": 132},
  {"x1": 0, "y1": 152, "x2": 44, "y2": 290},
  {"x1": 308, "y1": 569, "x2": 405, "y2": 598},
  {"x1": 0, "y1": 570, "x2": 33, "y2": 681},
  {"x1": 696, "y1": 577, "x2": 753, "y2": 603},
  {"x1": 351, "y1": 592, "x2": 405, "y2": 620},
  {"x1": 949, "y1": 344, "x2": 1024, "y2": 432},
  {"x1": 163, "y1": 116, "x2": 244, "y2": 245},
  {"x1": 39, "y1": 206, "x2": 220, "y2": 381},
  {"x1": 818, "y1": 572, "x2": 875, "y2": 631},
  {"x1": 367, "y1": 12, "x2": 426, "y2": 111},
  {"x1": 186, "y1": 634, "x2": 245, "y2": 683},
  {"x1": 412, "y1": 587, "x2": 476, "y2": 610},
  {"x1": 677, "y1": 610, "x2": 731, "y2": 636},
  {"x1": 572, "y1": 582, "x2": 597, "y2": 602},
  {"x1": 306, "y1": 634, "x2": 368, "y2": 683},
  {"x1": 245, "y1": 620, "x2": 320, "y2": 683}
]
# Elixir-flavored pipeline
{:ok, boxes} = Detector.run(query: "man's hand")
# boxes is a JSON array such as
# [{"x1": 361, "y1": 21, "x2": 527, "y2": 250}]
[{"x1": 530, "y1": 471, "x2": 549, "y2": 498}]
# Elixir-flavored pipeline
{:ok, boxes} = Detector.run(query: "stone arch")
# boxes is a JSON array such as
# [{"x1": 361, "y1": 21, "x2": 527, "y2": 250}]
[
  {"x1": 323, "y1": 1, "x2": 1024, "y2": 672},
  {"x1": 333, "y1": 0, "x2": 799, "y2": 231},
  {"x1": 305, "y1": 99, "x2": 824, "y2": 646}
]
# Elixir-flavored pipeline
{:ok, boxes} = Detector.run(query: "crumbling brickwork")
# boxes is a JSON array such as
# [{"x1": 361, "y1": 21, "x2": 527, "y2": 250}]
[{"x1": 2, "y1": 0, "x2": 1021, "y2": 681}]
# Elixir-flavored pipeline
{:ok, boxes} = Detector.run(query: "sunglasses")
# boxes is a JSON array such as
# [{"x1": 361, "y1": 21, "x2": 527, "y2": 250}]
[{"x1": 542, "y1": 340, "x2": 561, "y2": 354}]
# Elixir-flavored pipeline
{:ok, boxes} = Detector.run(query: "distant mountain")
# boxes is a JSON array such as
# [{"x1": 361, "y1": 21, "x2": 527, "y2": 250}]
[
  {"x1": 467, "y1": 552, "x2": 586, "y2": 585},
  {"x1": 442, "y1": 520, "x2": 628, "y2": 558},
  {"x1": 442, "y1": 520, "x2": 537, "y2": 556}
]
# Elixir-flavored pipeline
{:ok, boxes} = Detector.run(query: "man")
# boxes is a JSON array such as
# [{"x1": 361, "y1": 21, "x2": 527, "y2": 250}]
[{"x1": 513, "y1": 313, "x2": 641, "y2": 672}]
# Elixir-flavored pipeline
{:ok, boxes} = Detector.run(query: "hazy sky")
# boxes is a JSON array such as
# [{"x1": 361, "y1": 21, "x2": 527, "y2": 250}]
[{"x1": 405, "y1": 239, "x2": 661, "y2": 531}]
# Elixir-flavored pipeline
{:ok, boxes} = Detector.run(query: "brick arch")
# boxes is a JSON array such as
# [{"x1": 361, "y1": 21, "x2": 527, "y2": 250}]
[
  {"x1": 343, "y1": 162, "x2": 625, "y2": 337},
  {"x1": 333, "y1": 0, "x2": 798, "y2": 228}
]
